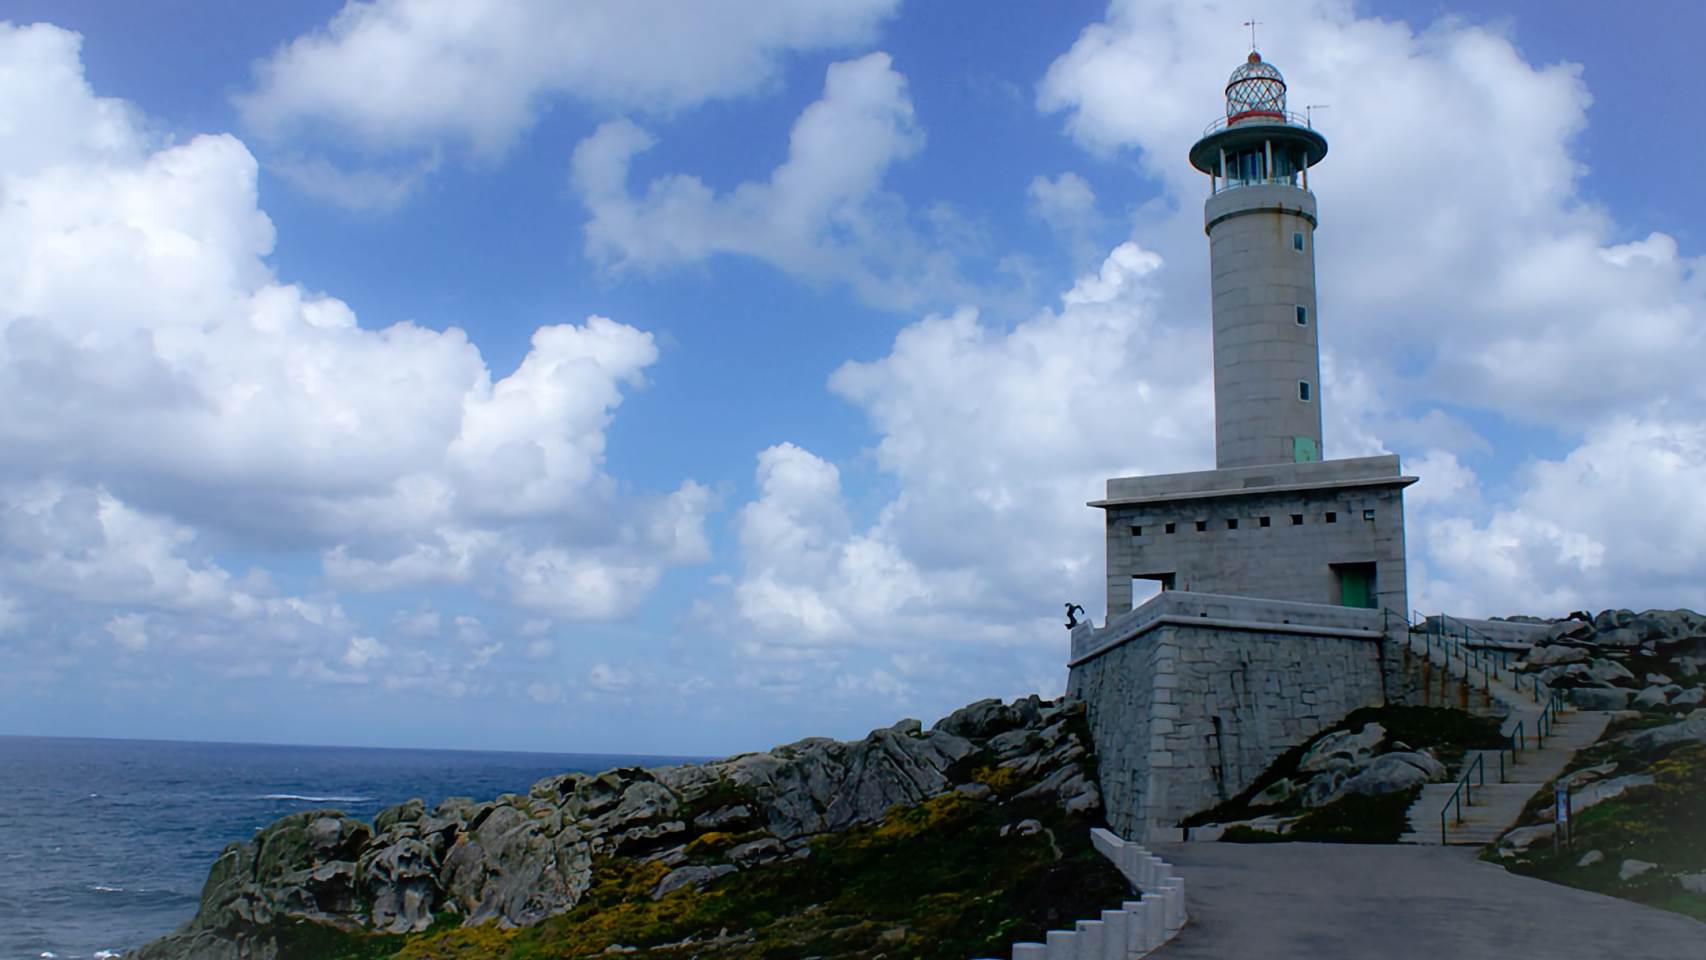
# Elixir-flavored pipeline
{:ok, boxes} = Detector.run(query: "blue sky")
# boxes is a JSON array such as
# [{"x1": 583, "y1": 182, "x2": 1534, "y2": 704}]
[{"x1": 0, "y1": 0, "x2": 1700, "y2": 756}]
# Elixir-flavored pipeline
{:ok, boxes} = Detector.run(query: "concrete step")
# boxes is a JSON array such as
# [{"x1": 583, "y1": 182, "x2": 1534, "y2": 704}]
[
  {"x1": 1401, "y1": 713, "x2": 1614, "y2": 847},
  {"x1": 1397, "y1": 633, "x2": 1616, "y2": 848}
]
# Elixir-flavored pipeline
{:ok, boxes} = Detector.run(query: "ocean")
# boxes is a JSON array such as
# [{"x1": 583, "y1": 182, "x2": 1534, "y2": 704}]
[{"x1": 0, "y1": 735, "x2": 705, "y2": 960}]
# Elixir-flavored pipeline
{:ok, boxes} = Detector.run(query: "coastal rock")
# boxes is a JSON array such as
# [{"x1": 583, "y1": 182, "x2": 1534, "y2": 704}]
[
  {"x1": 362, "y1": 830, "x2": 440, "y2": 934},
  {"x1": 1633, "y1": 686, "x2": 1670, "y2": 710},
  {"x1": 1619, "y1": 859, "x2": 1658, "y2": 881},
  {"x1": 726, "y1": 721, "x2": 976, "y2": 839},
  {"x1": 1527, "y1": 645, "x2": 1588, "y2": 666},
  {"x1": 693, "y1": 805, "x2": 754, "y2": 831},
  {"x1": 726, "y1": 837, "x2": 788, "y2": 865},
  {"x1": 1577, "y1": 850, "x2": 1605, "y2": 868},
  {"x1": 1247, "y1": 778, "x2": 1294, "y2": 808},
  {"x1": 932, "y1": 697, "x2": 1025, "y2": 740},
  {"x1": 649, "y1": 864, "x2": 738, "y2": 901},
  {"x1": 1681, "y1": 874, "x2": 1706, "y2": 894},
  {"x1": 1586, "y1": 659, "x2": 1636, "y2": 686},
  {"x1": 1619, "y1": 714, "x2": 1706, "y2": 754},
  {"x1": 133, "y1": 692, "x2": 1103, "y2": 959},
  {"x1": 439, "y1": 798, "x2": 593, "y2": 928},
  {"x1": 1672, "y1": 687, "x2": 1705, "y2": 707},
  {"x1": 1569, "y1": 687, "x2": 1631, "y2": 711},
  {"x1": 1331, "y1": 753, "x2": 1438, "y2": 800},
  {"x1": 1298, "y1": 723, "x2": 1385, "y2": 774},
  {"x1": 1571, "y1": 774, "x2": 1653, "y2": 813},
  {"x1": 1498, "y1": 824, "x2": 1555, "y2": 857}
]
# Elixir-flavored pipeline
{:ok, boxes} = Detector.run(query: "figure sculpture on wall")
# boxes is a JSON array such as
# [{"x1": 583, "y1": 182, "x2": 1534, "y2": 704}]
[{"x1": 1064, "y1": 603, "x2": 1087, "y2": 629}]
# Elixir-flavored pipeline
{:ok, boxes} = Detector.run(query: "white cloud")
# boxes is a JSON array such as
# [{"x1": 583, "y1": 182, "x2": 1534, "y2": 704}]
[
  {"x1": 343, "y1": 635, "x2": 389, "y2": 668},
  {"x1": 1028, "y1": 172, "x2": 1101, "y2": 260},
  {"x1": 1417, "y1": 416, "x2": 1706, "y2": 617},
  {"x1": 105, "y1": 613, "x2": 149, "y2": 652},
  {"x1": 572, "y1": 53, "x2": 963, "y2": 306},
  {"x1": 235, "y1": 0, "x2": 898, "y2": 203},
  {"x1": 0, "y1": 24, "x2": 708, "y2": 690},
  {"x1": 526, "y1": 681, "x2": 563, "y2": 704},
  {"x1": 726, "y1": 243, "x2": 1211, "y2": 648}
]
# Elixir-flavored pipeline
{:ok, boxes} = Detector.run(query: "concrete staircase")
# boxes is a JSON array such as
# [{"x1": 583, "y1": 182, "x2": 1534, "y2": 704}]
[{"x1": 1397, "y1": 628, "x2": 1612, "y2": 846}]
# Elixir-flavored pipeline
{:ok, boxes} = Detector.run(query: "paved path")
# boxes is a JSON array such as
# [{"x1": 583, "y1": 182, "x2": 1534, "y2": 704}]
[{"x1": 1148, "y1": 842, "x2": 1704, "y2": 959}]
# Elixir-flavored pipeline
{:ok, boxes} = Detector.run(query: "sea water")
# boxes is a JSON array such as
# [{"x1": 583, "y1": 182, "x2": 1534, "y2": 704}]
[{"x1": 0, "y1": 735, "x2": 703, "y2": 960}]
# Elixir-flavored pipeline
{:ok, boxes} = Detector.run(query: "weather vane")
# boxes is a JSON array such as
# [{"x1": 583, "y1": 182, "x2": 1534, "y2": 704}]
[{"x1": 1244, "y1": 19, "x2": 1262, "y2": 53}]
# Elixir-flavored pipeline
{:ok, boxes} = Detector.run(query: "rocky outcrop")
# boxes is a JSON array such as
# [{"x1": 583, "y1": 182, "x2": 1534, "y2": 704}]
[
  {"x1": 1509, "y1": 609, "x2": 1706, "y2": 715},
  {"x1": 132, "y1": 695, "x2": 1101, "y2": 960}
]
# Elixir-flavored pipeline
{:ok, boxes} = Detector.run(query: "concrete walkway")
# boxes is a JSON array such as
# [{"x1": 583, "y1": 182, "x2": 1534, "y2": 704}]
[
  {"x1": 1398, "y1": 627, "x2": 1613, "y2": 846},
  {"x1": 1147, "y1": 842, "x2": 1703, "y2": 959}
]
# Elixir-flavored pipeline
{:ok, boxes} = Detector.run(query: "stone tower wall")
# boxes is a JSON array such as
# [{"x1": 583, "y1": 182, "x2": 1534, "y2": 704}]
[
  {"x1": 1068, "y1": 596, "x2": 1386, "y2": 838},
  {"x1": 1206, "y1": 183, "x2": 1324, "y2": 469}
]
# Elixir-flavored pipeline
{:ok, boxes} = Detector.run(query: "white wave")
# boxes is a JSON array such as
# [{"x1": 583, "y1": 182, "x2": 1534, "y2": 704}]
[
  {"x1": 96, "y1": 951, "x2": 123, "y2": 958},
  {"x1": 256, "y1": 793, "x2": 372, "y2": 803},
  {"x1": 89, "y1": 884, "x2": 123, "y2": 892}
]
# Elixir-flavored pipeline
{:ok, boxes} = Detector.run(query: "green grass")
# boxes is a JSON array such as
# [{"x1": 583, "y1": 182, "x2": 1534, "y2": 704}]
[{"x1": 1492, "y1": 742, "x2": 1706, "y2": 922}]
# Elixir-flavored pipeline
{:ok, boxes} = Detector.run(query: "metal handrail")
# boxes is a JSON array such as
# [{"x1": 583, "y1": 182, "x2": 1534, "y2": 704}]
[
  {"x1": 1440, "y1": 752, "x2": 1487, "y2": 844},
  {"x1": 1498, "y1": 719, "x2": 1526, "y2": 783},
  {"x1": 1201, "y1": 110, "x2": 1318, "y2": 138}
]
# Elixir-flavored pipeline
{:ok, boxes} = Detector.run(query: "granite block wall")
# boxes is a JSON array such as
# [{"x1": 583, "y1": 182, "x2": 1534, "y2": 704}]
[{"x1": 1069, "y1": 620, "x2": 1385, "y2": 838}]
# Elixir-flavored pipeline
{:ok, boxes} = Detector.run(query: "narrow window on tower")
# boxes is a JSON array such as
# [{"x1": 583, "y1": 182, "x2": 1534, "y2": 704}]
[
  {"x1": 1165, "y1": 522, "x2": 1176, "y2": 534},
  {"x1": 1293, "y1": 231, "x2": 1305, "y2": 251},
  {"x1": 1131, "y1": 525, "x2": 1143, "y2": 537},
  {"x1": 1298, "y1": 380, "x2": 1312, "y2": 402},
  {"x1": 1195, "y1": 520, "x2": 1208, "y2": 532},
  {"x1": 1295, "y1": 305, "x2": 1308, "y2": 326}
]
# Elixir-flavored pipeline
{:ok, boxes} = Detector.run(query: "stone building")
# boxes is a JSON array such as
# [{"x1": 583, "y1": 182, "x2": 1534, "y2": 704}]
[{"x1": 1068, "y1": 51, "x2": 1416, "y2": 840}]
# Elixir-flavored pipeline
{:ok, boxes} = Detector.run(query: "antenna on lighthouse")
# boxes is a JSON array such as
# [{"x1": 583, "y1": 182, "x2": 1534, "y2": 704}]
[
  {"x1": 1244, "y1": 20, "x2": 1262, "y2": 52},
  {"x1": 1305, "y1": 104, "x2": 1330, "y2": 128}
]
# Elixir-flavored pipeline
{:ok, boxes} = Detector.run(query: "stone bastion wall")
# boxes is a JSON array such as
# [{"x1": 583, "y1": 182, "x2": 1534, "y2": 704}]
[{"x1": 1067, "y1": 591, "x2": 1388, "y2": 839}]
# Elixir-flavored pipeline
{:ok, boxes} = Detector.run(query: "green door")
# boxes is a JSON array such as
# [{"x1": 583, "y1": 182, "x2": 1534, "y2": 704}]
[{"x1": 1338, "y1": 563, "x2": 1376, "y2": 608}]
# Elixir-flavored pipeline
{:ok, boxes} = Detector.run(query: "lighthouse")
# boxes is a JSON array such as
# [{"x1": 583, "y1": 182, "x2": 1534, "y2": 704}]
[
  {"x1": 1189, "y1": 52, "x2": 1330, "y2": 470},
  {"x1": 1065, "y1": 48, "x2": 1421, "y2": 840}
]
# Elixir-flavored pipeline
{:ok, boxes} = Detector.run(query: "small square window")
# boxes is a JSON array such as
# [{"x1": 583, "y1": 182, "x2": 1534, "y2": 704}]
[
  {"x1": 1298, "y1": 380, "x2": 1312, "y2": 402},
  {"x1": 1295, "y1": 305, "x2": 1308, "y2": 326},
  {"x1": 1293, "y1": 231, "x2": 1304, "y2": 251},
  {"x1": 1363, "y1": 509, "x2": 1376, "y2": 521},
  {"x1": 1131, "y1": 525, "x2": 1143, "y2": 536},
  {"x1": 1259, "y1": 516, "x2": 1271, "y2": 527},
  {"x1": 1195, "y1": 520, "x2": 1208, "y2": 532},
  {"x1": 1325, "y1": 511, "x2": 1338, "y2": 523},
  {"x1": 1165, "y1": 522, "x2": 1176, "y2": 534},
  {"x1": 1226, "y1": 518, "x2": 1239, "y2": 530},
  {"x1": 1290, "y1": 514, "x2": 1304, "y2": 525}
]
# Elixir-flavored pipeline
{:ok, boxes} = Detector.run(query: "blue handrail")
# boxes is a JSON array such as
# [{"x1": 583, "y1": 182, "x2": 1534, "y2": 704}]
[{"x1": 1440, "y1": 752, "x2": 1486, "y2": 844}]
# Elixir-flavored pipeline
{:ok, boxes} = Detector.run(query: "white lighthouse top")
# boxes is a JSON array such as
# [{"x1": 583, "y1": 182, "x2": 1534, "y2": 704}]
[{"x1": 1225, "y1": 52, "x2": 1287, "y2": 123}]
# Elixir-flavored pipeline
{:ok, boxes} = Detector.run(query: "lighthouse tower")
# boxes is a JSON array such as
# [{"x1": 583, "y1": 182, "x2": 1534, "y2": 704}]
[
  {"x1": 1189, "y1": 52, "x2": 1330, "y2": 470},
  {"x1": 1066, "y1": 47, "x2": 1420, "y2": 842},
  {"x1": 1081, "y1": 47, "x2": 1414, "y2": 623}
]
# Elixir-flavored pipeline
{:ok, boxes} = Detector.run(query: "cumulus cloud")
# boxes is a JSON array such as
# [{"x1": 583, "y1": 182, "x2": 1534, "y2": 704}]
[
  {"x1": 573, "y1": 53, "x2": 969, "y2": 307},
  {"x1": 1034, "y1": 0, "x2": 1706, "y2": 615},
  {"x1": 234, "y1": 0, "x2": 897, "y2": 203},
  {"x1": 1415, "y1": 416, "x2": 1706, "y2": 616},
  {"x1": 726, "y1": 242, "x2": 1210, "y2": 654},
  {"x1": 0, "y1": 23, "x2": 707, "y2": 691},
  {"x1": 1027, "y1": 172, "x2": 1101, "y2": 260}
]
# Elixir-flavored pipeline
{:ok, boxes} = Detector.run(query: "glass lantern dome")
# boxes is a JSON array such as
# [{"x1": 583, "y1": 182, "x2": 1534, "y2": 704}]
[{"x1": 1225, "y1": 52, "x2": 1286, "y2": 122}]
